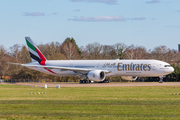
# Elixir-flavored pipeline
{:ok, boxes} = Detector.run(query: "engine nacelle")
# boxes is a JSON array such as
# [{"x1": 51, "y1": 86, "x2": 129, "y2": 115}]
[
  {"x1": 87, "y1": 70, "x2": 106, "y2": 81},
  {"x1": 121, "y1": 76, "x2": 138, "y2": 81}
]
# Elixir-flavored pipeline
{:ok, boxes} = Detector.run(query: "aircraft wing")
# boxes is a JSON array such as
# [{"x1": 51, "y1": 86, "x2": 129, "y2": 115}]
[{"x1": 7, "y1": 62, "x2": 111, "y2": 74}]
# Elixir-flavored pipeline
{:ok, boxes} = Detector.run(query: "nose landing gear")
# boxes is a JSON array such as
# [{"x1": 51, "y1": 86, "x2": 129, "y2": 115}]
[{"x1": 159, "y1": 76, "x2": 163, "y2": 83}]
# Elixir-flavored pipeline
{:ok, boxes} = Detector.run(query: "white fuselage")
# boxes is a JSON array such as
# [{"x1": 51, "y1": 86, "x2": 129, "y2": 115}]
[{"x1": 26, "y1": 59, "x2": 174, "y2": 77}]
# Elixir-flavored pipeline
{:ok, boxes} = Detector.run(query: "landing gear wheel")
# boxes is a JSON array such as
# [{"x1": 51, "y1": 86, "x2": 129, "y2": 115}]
[
  {"x1": 103, "y1": 80, "x2": 109, "y2": 83},
  {"x1": 159, "y1": 76, "x2": 163, "y2": 83},
  {"x1": 159, "y1": 79, "x2": 163, "y2": 83},
  {"x1": 83, "y1": 80, "x2": 86, "y2": 83},
  {"x1": 79, "y1": 79, "x2": 91, "y2": 84},
  {"x1": 79, "y1": 80, "x2": 82, "y2": 84}
]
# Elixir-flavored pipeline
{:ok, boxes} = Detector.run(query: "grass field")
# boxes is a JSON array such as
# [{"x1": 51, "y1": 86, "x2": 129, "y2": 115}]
[{"x1": 0, "y1": 84, "x2": 180, "y2": 119}]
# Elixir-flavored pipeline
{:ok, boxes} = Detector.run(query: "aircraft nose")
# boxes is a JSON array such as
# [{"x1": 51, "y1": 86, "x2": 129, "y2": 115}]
[
  {"x1": 164, "y1": 67, "x2": 174, "y2": 74},
  {"x1": 171, "y1": 67, "x2": 174, "y2": 73}
]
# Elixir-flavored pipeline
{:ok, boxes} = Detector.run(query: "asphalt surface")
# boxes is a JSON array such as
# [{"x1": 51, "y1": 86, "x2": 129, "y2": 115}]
[{"x1": 5, "y1": 82, "x2": 180, "y2": 87}]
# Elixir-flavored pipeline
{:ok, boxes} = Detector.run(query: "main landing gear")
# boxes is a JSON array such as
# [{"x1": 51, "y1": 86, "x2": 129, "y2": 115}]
[
  {"x1": 79, "y1": 76, "x2": 91, "y2": 84},
  {"x1": 79, "y1": 80, "x2": 91, "y2": 84},
  {"x1": 79, "y1": 76, "x2": 110, "y2": 84},
  {"x1": 159, "y1": 76, "x2": 163, "y2": 83},
  {"x1": 98, "y1": 80, "x2": 109, "y2": 83},
  {"x1": 79, "y1": 79, "x2": 110, "y2": 84}
]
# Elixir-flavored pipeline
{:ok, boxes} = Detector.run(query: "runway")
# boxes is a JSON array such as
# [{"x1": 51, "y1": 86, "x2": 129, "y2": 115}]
[{"x1": 6, "y1": 82, "x2": 180, "y2": 87}]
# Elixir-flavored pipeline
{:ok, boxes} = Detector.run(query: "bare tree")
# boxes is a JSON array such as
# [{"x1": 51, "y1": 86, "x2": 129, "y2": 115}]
[
  {"x1": 79, "y1": 46, "x2": 89, "y2": 60},
  {"x1": 86, "y1": 43, "x2": 102, "y2": 59},
  {"x1": 102, "y1": 45, "x2": 116, "y2": 59},
  {"x1": 123, "y1": 45, "x2": 148, "y2": 59},
  {"x1": 164, "y1": 48, "x2": 175, "y2": 63},
  {"x1": 10, "y1": 44, "x2": 21, "y2": 62},
  {"x1": 0, "y1": 45, "x2": 6, "y2": 55},
  {"x1": 133, "y1": 46, "x2": 148, "y2": 59},
  {"x1": 19, "y1": 46, "x2": 31, "y2": 63},
  {"x1": 151, "y1": 46, "x2": 168, "y2": 61},
  {"x1": 0, "y1": 54, "x2": 12, "y2": 77},
  {"x1": 62, "y1": 42, "x2": 79, "y2": 60},
  {"x1": 114, "y1": 43, "x2": 126, "y2": 59},
  {"x1": 124, "y1": 45, "x2": 135, "y2": 59}
]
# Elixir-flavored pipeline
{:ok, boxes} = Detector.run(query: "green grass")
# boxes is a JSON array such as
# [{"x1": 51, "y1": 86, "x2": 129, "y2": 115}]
[{"x1": 0, "y1": 84, "x2": 180, "y2": 119}]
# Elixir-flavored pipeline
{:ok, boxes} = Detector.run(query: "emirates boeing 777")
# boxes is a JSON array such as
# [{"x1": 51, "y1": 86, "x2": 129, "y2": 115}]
[{"x1": 9, "y1": 37, "x2": 174, "y2": 83}]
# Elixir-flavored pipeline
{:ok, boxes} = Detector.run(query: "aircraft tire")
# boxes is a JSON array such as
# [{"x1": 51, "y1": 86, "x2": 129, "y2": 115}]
[
  {"x1": 103, "y1": 80, "x2": 109, "y2": 83},
  {"x1": 159, "y1": 80, "x2": 163, "y2": 83},
  {"x1": 80, "y1": 80, "x2": 91, "y2": 84},
  {"x1": 159, "y1": 78, "x2": 163, "y2": 83}
]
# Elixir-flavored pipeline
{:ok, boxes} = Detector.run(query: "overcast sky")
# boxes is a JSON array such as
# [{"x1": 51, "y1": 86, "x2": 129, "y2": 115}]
[{"x1": 0, "y1": 0, "x2": 180, "y2": 50}]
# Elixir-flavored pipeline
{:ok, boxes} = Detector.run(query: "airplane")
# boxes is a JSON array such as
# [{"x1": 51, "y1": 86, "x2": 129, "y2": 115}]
[{"x1": 9, "y1": 37, "x2": 174, "y2": 83}]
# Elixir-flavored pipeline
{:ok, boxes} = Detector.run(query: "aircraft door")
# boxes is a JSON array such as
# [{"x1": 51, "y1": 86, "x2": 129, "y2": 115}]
[
  {"x1": 97, "y1": 63, "x2": 100, "y2": 68},
  {"x1": 70, "y1": 64, "x2": 73, "y2": 67},
  {"x1": 152, "y1": 63, "x2": 156, "y2": 70}
]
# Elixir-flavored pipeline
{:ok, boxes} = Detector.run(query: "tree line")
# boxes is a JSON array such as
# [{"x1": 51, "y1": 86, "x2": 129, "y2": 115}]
[{"x1": 0, "y1": 37, "x2": 179, "y2": 82}]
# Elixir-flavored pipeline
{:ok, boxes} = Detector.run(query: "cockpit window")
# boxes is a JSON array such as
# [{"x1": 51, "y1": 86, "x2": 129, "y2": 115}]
[{"x1": 164, "y1": 65, "x2": 171, "y2": 67}]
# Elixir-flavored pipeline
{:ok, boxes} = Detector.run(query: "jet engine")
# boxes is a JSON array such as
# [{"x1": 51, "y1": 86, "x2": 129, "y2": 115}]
[
  {"x1": 87, "y1": 70, "x2": 106, "y2": 81},
  {"x1": 121, "y1": 76, "x2": 138, "y2": 81}
]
